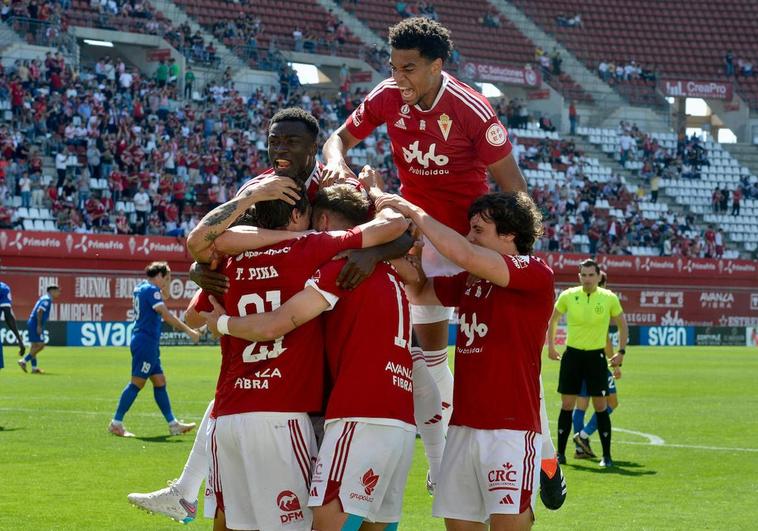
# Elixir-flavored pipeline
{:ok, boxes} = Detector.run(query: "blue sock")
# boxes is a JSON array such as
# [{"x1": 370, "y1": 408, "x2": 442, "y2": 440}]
[
  {"x1": 585, "y1": 406, "x2": 614, "y2": 437},
  {"x1": 572, "y1": 408, "x2": 586, "y2": 435},
  {"x1": 341, "y1": 514, "x2": 365, "y2": 531},
  {"x1": 23, "y1": 354, "x2": 33, "y2": 363},
  {"x1": 114, "y1": 383, "x2": 141, "y2": 422},
  {"x1": 153, "y1": 385, "x2": 176, "y2": 423},
  {"x1": 384, "y1": 523, "x2": 399, "y2": 531},
  {"x1": 30, "y1": 357, "x2": 38, "y2": 368}
]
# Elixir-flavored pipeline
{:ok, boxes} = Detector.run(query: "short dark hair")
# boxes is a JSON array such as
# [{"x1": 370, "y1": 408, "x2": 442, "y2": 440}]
[
  {"x1": 468, "y1": 192, "x2": 543, "y2": 255},
  {"x1": 269, "y1": 107, "x2": 319, "y2": 140},
  {"x1": 145, "y1": 261, "x2": 170, "y2": 277},
  {"x1": 313, "y1": 185, "x2": 370, "y2": 227},
  {"x1": 254, "y1": 182, "x2": 310, "y2": 230},
  {"x1": 46, "y1": 285, "x2": 60, "y2": 293},
  {"x1": 580, "y1": 259, "x2": 601, "y2": 274},
  {"x1": 388, "y1": 17, "x2": 453, "y2": 62}
]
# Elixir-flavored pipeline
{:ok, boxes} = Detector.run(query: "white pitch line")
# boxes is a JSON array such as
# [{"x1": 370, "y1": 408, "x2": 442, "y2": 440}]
[{"x1": 615, "y1": 427, "x2": 758, "y2": 453}]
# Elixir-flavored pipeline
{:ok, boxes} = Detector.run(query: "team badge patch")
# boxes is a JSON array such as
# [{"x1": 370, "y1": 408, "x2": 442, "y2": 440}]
[
  {"x1": 437, "y1": 113, "x2": 452, "y2": 141},
  {"x1": 486, "y1": 123, "x2": 508, "y2": 147}
]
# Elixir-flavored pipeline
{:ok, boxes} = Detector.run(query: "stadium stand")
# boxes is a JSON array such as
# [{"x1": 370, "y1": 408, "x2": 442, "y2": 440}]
[{"x1": 509, "y1": 0, "x2": 758, "y2": 109}]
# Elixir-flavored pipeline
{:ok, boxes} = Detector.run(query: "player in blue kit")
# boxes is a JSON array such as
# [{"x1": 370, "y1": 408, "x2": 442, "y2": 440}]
[
  {"x1": 18, "y1": 285, "x2": 60, "y2": 374},
  {"x1": 0, "y1": 281, "x2": 25, "y2": 370},
  {"x1": 108, "y1": 262, "x2": 201, "y2": 438}
]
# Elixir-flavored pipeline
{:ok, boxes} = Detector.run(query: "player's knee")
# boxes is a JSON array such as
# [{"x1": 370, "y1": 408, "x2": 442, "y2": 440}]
[{"x1": 130, "y1": 377, "x2": 147, "y2": 389}]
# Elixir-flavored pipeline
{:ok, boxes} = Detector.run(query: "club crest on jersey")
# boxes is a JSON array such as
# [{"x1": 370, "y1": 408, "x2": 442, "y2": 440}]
[
  {"x1": 437, "y1": 113, "x2": 452, "y2": 141},
  {"x1": 394, "y1": 118, "x2": 407, "y2": 130},
  {"x1": 419, "y1": 119, "x2": 426, "y2": 131}
]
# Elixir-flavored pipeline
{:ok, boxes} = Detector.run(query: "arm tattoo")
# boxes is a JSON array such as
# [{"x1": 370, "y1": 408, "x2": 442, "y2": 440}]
[
  {"x1": 202, "y1": 202, "x2": 238, "y2": 228},
  {"x1": 204, "y1": 230, "x2": 218, "y2": 243}
]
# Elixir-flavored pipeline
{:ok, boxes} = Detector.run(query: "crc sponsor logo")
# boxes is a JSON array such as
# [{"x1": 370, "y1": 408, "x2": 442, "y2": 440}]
[
  {"x1": 640, "y1": 290, "x2": 684, "y2": 309},
  {"x1": 487, "y1": 462, "x2": 519, "y2": 490},
  {"x1": 402, "y1": 140, "x2": 449, "y2": 169},
  {"x1": 699, "y1": 292, "x2": 734, "y2": 309},
  {"x1": 642, "y1": 326, "x2": 693, "y2": 346},
  {"x1": 751, "y1": 293, "x2": 758, "y2": 311},
  {"x1": 276, "y1": 490, "x2": 304, "y2": 525}
]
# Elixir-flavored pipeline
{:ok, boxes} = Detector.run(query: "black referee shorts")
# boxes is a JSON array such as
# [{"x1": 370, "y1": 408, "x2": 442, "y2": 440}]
[{"x1": 557, "y1": 346, "x2": 609, "y2": 396}]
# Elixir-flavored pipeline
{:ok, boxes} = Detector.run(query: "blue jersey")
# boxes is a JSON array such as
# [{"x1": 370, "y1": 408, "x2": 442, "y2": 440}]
[
  {"x1": 132, "y1": 281, "x2": 165, "y2": 340},
  {"x1": 28, "y1": 294, "x2": 52, "y2": 327},
  {"x1": 0, "y1": 282, "x2": 12, "y2": 308}
]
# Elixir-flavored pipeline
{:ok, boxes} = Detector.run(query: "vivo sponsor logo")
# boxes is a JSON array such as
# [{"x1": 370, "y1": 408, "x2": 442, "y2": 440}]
[
  {"x1": 643, "y1": 326, "x2": 693, "y2": 346},
  {"x1": 699, "y1": 292, "x2": 734, "y2": 309},
  {"x1": 640, "y1": 290, "x2": 684, "y2": 308}
]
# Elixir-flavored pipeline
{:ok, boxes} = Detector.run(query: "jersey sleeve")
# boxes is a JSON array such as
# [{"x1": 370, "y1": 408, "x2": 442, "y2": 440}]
[
  {"x1": 0, "y1": 286, "x2": 11, "y2": 307},
  {"x1": 555, "y1": 289, "x2": 570, "y2": 313},
  {"x1": 149, "y1": 286, "x2": 165, "y2": 309},
  {"x1": 301, "y1": 229, "x2": 364, "y2": 268},
  {"x1": 432, "y1": 272, "x2": 469, "y2": 308},
  {"x1": 304, "y1": 260, "x2": 346, "y2": 311},
  {"x1": 344, "y1": 89, "x2": 389, "y2": 140},
  {"x1": 473, "y1": 116, "x2": 513, "y2": 166},
  {"x1": 609, "y1": 293, "x2": 623, "y2": 317},
  {"x1": 192, "y1": 289, "x2": 212, "y2": 313},
  {"x1": 502, "y1": 255, "x2": 553, "y2": 292}
]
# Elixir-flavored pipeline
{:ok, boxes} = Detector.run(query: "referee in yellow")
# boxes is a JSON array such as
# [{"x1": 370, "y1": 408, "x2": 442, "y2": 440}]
[{"x1": 548, "y1": 259, "x2": 628, "y2": 468}]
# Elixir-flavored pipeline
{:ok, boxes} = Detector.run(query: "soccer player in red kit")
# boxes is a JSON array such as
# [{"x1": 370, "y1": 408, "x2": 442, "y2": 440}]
[
  {"x1": 186, "y1": 179, "x2": 408, "y2": 530},
  {"x1": 375, "y1": 191, "x2": 555, "y2": 530},
  {"x1": 322, "y1": 17, "x2": 526, "y2": 437},
  {"x1": 200, "y1": 184, "x2": 440, "y2": 531}
]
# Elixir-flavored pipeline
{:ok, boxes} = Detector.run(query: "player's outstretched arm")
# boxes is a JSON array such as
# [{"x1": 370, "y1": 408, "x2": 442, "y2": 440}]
[
  {"x1": 201, "y1": 291, "x2": 330, "y2": 342},
  {"x1": 375, "y1": 194, "x2": 511, "y2": 286},
  {"x1": 321, "y1": 125, "x2": 360, "y2": 186},
  {"x1": 488, "y1": 153, "x2": 527, "y2": 193},
  {"x1": 187, "y1": 175, "x2": 301, "y2": 262},
  {"x1": 355, "y1": 207, "x2": 410, "y2": 249},
  {"x1": 2, "y1": 307, "x2": 25, "y2": 356},
  {"x1": 155, "y1": 304, "x2": 201, "y2": 343},
  {"x1": 547, "y1": 308, "x2": 563, "y2": 361},
  {"x1": 214, "y1": 226, "x2": 311, "y2": 256}
]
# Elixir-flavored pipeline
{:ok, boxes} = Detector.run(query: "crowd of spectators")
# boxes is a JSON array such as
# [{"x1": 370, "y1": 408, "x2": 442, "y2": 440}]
[
  {"x1": 597, "y1": 60, "x2": 658, "y2": 83},
  {"x1": 724, "y1": 50, "x2": 754, "y2": 78},
  {"x1": 395, "y1": 1, "x2": 438, "y2": 20},
  {"x1": 0, "y1": 55, "x2": 397, "y2": 236}
]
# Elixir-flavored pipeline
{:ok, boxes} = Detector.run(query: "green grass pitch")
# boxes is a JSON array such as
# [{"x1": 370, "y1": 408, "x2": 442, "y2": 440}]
[{"x1": 1, "y1": 345, "x2": 756, "y2": 530}]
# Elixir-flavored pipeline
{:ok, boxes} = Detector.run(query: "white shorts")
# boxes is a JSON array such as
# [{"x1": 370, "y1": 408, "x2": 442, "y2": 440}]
[
  {"x1": 410, "y1": 236, "x2": 462, "y2": 325},
  {"x1": 308, "y1": 419, "x2": 415, "y2": 523},
  {"x1": 203, "y1": 415, "x2": 217, "y2": 519},
  {"x1": 209, "y1": 412, "x2": 317, "y2": 530},
  {"x1": 433, "y1": 426, "x2": 541, "y2": 523}
]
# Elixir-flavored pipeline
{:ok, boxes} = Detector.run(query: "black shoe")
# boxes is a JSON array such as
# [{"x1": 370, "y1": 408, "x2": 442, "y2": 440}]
[
  {"x1": 573, "y1": 433, "x2": 596, "y2": 458},
  {"x1": 540, "y1": 463, "x2": 567, "y2": 510},
  {"x1": 599, "y1": 457, "x2": 614, "y2": 468},
  {"x1": 574, "y1": 448, "x2": 591, "y2": 459}
]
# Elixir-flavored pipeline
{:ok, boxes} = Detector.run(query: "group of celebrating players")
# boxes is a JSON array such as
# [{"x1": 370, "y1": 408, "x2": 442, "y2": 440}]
[{"x1": 124, "y1": 17, "x2": 567, "y2": 531}]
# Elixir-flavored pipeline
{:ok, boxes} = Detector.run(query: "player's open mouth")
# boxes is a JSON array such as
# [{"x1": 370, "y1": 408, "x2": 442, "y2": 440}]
[
  {"x1": 400, "y1": 88, "x2": 415, "y2": 101},
  {"x1": 275, "y1": 159, "x2": 291, "y2": 169}
]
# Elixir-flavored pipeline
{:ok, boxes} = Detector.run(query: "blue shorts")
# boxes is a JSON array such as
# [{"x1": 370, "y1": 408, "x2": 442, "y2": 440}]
[
  {"x1": 27, "y1": 322, "x2": 45, "y2": 343},
  {"x1": 578, "y1": 369, "x2": 616, "y2": 397},
  {"x1": 130, "y1": 340, "x2": 163, "y2": 379}
]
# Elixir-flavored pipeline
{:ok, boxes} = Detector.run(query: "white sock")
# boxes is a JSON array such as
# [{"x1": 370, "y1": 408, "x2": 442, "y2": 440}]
[
  {"x1": 174, "y1": 400, "x2": 213, "y2": 501},
  {"x1": 424, "y1": 348, "x2": 453, "y2": 432},
  {"x1": 412, "y1": 350, "x2": 445, "y2": 484},
  {"x1": 539, "y1": 376, "x2": 556, "y2": 459}
]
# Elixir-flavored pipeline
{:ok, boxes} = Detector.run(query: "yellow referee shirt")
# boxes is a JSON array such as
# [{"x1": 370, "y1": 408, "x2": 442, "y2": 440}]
[{"x1": 555, "y1": 286, "x2": 623, "y2": 350}]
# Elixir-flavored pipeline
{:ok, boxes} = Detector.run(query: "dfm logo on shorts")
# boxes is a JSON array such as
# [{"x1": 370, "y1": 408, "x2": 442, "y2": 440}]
[
  {"x1": 402, "y1": 140, "x2": 449, "y2": 168},
  {"x1": 459, "y1": 312, "x2": 488, "y2": 346},
  {"x1": 276, "y1": 490, "x2": 304, "y2": 524}
]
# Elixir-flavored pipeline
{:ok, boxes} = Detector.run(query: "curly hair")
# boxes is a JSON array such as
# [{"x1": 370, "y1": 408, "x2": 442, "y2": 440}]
[
  {"x1": 270, "y1": 107, "x2": 320, "y2": 140},
  {"x1": 468, "y1": 192, "x2": 543, "y2": 255},
  {"x1": 388, "y1": 17, "x2": 453, "y2": 62}
]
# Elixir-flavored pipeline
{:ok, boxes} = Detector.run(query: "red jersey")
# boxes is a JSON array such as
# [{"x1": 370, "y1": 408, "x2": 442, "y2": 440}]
[
  {"x1": 195, "y1": 230, "x2": 363, "y2": 418},
  {"x1": 433, "y1": 255, "x2": 554, "y2": 431},
  {"x1": 346, "y1": 72, "x2": 512, "y2": 234},
  {"x1": 307, "y1": 260, "x2": 414, "y2": 426}
]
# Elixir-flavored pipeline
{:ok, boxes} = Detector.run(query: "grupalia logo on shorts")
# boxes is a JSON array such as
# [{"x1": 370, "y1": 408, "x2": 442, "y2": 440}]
[
  {"x1": 276, "y1": 490, "x2": 304, "y2": 524},
  {"x1": 361, "y1": 469, "x2": 380, "y2": 495}
]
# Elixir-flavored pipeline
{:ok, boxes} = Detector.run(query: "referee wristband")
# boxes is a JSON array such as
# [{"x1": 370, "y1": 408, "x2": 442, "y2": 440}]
[{"x1": 217, "y1": 315, "x2": 230, "y2": 336}]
